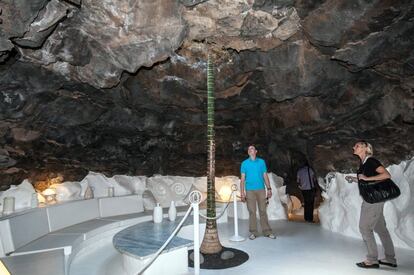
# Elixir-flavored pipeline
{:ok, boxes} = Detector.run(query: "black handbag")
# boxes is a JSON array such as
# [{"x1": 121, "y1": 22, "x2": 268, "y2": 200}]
[{"x1": 359, "y1": 178, "x2": 401, "y2": 204}]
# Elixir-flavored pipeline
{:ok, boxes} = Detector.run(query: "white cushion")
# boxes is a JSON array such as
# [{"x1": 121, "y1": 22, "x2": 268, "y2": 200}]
[
  {"x1": 79, "y1": 172, "x2": 132, "y2": 198},
  {"x1": 268, "y1": 172, "x2": 284, "y2": 188},
  {"x1": 142, "y1": 190, "x2": 157, "y2": 210},
  {"x1": 147, "y1": 175, "x2": 194, "y2": 207},
  {"x1": 193, "y1": 177, "x2": 207, "y2": 193},
  {"x1": 112, "y1": 175, "x2": 147, "y2": 195},
  {"x1": 0, "y1": 180, "x2": 35, "y2": 212},
  {"x1": 50, "y1": 182, "x2": 82, "y2": 202}
]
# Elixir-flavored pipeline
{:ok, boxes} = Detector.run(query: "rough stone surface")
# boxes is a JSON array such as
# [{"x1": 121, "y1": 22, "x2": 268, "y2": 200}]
[
  {"x1": 0, "y1": 0, "x2": 413, "y2": 189},
  {"x1": 12, "y1": 0, "x2": 75, "y2": 48},
  {"x1": 180, "y1": 0, "x2": 209, "y2": 7},
  {"x1": 18, "y1": 0, "x2": 187, "y2": 88},
  {"x1": 220, "y1": 250, "x2": 235, "y2": 260},
  {"x1": 189, "y1": 251, "x2": 205, "y2": 264}
]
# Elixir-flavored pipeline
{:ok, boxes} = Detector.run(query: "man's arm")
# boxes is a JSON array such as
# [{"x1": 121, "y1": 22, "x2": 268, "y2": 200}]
[
  {"x1": 240, "y1": 173, "x2": 246, "y2": 202},
  {"x1": 263, "y1": 173, "x2": 272, "y2": 198}
]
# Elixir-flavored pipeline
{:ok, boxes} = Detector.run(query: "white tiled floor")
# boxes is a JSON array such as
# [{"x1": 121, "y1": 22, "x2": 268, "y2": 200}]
[{"x1": 70, "y1": 219, "x2": 414, "y2": 275}]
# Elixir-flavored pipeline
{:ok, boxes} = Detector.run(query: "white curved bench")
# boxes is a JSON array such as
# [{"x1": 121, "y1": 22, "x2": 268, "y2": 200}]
[{"x1": 0, "y1": 195, "x2": 145, "y2": 275}]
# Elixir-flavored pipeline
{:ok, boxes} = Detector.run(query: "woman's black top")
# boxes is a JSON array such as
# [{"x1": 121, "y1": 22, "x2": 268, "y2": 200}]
[{"x1": 357, "y1": 157, "x2": 382, "y2": 194}]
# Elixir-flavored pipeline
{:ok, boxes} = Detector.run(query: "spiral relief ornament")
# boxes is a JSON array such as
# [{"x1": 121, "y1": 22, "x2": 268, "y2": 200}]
[
  {"x1": 153, "y1": 182, "x2": 167, "y2": 196},
  {"x1": 171, "y1": 182, "x2": 186, "y2": 195}
]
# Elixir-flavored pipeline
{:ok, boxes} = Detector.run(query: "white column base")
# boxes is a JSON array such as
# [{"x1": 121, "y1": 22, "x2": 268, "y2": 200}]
[{"x1": 229, "y1": 235, "x2": 245, "y2": 242}]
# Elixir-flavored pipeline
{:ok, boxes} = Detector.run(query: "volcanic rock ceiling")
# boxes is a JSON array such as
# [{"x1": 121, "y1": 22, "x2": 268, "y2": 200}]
[{"x1": 0, "y1": 0, "x2": 413, "y2": 188}]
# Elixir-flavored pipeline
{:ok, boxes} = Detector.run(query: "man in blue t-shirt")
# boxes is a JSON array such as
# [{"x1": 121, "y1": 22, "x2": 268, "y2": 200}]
[{"x1": 240, "y1": 145, "x2": 275, "y2": 240}]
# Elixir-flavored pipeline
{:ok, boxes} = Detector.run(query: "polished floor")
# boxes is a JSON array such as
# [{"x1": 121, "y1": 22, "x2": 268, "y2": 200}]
[{"x1": 70, "y1": 219, "x2": 414, "y2": 275}]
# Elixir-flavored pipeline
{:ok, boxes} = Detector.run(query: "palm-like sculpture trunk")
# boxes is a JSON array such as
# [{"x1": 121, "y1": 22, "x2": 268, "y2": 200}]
[{"x1": 200, "y1": 55, "x2": 223, "y2": 254}]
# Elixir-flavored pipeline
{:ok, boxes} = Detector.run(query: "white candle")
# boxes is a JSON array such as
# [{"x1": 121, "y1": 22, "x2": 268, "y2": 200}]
[
  {"x1": 108, "y1": 187, "x2": 115, "y2": 197},
  {"x1": 3, "y1": 197, "x2": 15, "y2": 215}
]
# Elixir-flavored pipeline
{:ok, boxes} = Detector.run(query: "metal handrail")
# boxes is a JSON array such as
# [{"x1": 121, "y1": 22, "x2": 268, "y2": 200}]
[
  {"x1": 198, "y1": 184, "x2": 239, "y2": 221},
  {"x1": 137, "y1": 204, "x2": 194, "y2": 275},
  {"x1": 137, "y1": 190, "x2": 203, "y2": 275},
  {"x1": 198, "y1": 189, "x2": 235, "y2": 220},
  {"x1": 137, "y1": 186, "x2": 238, "y2": 274}
]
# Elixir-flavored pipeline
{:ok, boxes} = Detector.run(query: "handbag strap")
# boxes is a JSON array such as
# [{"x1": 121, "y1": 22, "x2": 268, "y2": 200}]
[{"x1": 307, "y1": 166, "x2": 314, "y2": 189}]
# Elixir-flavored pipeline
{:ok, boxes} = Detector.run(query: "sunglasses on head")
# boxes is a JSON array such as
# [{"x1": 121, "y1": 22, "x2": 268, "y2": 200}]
[{"x1": 356, "y1": 140, "x2": 368, "y2": 147}]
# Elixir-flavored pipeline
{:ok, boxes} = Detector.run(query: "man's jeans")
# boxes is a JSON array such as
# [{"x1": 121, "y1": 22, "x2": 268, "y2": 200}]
[{"x1": 246, "y1": 189, "x2": 272, "y2": 235}]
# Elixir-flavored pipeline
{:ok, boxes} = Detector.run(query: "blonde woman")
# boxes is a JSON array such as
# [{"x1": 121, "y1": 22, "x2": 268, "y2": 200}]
[{"x1": 345, "y1": 140, "x2": 397, "y2": 269}]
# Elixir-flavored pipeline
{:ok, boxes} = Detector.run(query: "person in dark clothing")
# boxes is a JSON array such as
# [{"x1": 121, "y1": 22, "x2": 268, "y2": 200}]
[
  {"x1": 345, "y1": 140, "x2": 397, "y2": 269},
  {"x1": 296, "y1": 161, "x2": 317, "y2": 223}
]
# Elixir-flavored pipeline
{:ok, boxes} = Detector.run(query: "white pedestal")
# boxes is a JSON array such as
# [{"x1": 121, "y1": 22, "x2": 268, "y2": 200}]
[
  {"x1": 229, "y1": 235, "x2": 245, "y2": 242},
  {"x1": 229, "y1": 194, "x2": 245, "y2": 242}
]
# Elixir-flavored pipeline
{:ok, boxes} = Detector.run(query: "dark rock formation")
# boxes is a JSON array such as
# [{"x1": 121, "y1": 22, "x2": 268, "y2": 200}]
[{"x1": 0, "y1": 0, "x2": 413, "y2": 189}]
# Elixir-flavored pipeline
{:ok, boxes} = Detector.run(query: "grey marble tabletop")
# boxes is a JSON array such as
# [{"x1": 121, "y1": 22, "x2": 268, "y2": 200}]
[{"x1": 113, "y1": 217, "x2": 193, "y2": 260}]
